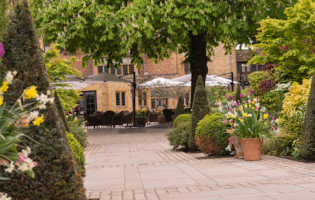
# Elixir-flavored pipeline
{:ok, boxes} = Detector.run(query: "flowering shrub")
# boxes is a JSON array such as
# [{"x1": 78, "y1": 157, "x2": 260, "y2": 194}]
[
  {"x1": 136, "y1": 110, "x2": 147, "y2": 118},
  {"x1": 279, "y1": 79, "x2": 311, "y2": 135}
]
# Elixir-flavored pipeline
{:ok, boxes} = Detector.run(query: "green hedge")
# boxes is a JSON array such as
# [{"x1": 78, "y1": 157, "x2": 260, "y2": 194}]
[
  {"x1": 167, "y1": 121, "x2": 190, "y2": 150},
  {"x1": 66, "y1": 132, "x2": 86, "y2": 177},
  {"x1": 195, "y1": 112, "x2": 229, "y2": 155},
  {"x1": 173, "y1": 114, "x2": 191, "y2": 128},
  {"x1": 68, "y1": 120, "x2": 88, "y2": 149}
]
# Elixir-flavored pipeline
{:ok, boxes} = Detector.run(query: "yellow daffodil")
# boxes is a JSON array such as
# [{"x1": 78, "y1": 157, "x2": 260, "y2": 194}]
[
  {"x1": 239, "y1": 118, "x2": 244, "y2": 123},
  {"x1": 0, "y1": 96, "x2": 3, "y2": 106},
  {"x1": 25, "y1": 123, "x2": 29, "y2": 127},
  {"x1": 24, "y1": 86, "x2": 37, "y2": 99},
  {"x1": 264, "y1": 122, "x2": 267, "y2": 125},
  {"x1": 249, "y1": 104, "x2": 252, "y2": 109},
  {"x1": 32, "y1": 114, "x2": 44, "y2": 126},
  {"x1": 243, "y1": 113, "x2": 248, "y2": 117},
  {"x1": 229, "y1": 114, "x2": 235, "y2": 119},
  {"x1": 74, "y1": 118, "x2": 77, "y2": 122},
  {"x1": 264, "y1": 114, "x2": 269, "y2": 119},
  {"x1": 0, "y1": 82, "x2": 8, "y2": 93}
]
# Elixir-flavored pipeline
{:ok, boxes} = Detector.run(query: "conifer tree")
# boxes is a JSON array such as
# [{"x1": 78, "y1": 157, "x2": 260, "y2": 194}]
[
  {"x1": 174, "y1": 96, "x2": 185, "y2": 120},
  {"x1": 300, "y1": 71, "x2": 315, "y2": 160},
  {"x1": 0, "y1": 1, "x2": 86, "y2": 199},
  {"x1": 190, "y1": 76, "x2": 210, "y2": 150},
  {"x1": 235, "y1": 84, "x2": 241, "y2": 103}
]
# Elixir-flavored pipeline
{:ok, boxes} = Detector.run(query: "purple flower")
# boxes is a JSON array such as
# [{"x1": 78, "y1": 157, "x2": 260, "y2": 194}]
[
  {"x1": 230, "y1": 119, "x2": 234, "y2": 123},
  {"x1": 240, "y1": 93, "x2": 244, "y2": 98},
  {"x1": 229, "y1": 95, "x2": 233, "y2": 100},
  {"x1": 0, "y1": 43, "x2": 5, "y2": 58},
  {"x1": 250, "y1": 89, "x2": 254, "y2": 94},
  {"x1": 214, "y1": 103, "x2": 218, "y2": 107}
]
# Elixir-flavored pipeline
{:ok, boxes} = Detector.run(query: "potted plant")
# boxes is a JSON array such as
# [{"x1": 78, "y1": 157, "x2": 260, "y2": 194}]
[
  {"x1": 135, "y1": 110, "x2": 147, "y2": 127},
  {"x1": 223, "y1": 91, "x2": 276, "y2": 161},
  {"x1": 157, "y1": 109, "x2": 165, "y2": 124}
]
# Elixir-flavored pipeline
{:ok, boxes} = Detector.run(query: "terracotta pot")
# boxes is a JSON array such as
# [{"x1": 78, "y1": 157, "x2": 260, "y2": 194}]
[
  {"x1": 233, "y1": 139, "x2": 244, "y2": 158},
  {"x1": 0, "y1": 159, "x2": 8, "y2": 165},
  {"x1": 240, "y1": 138, "x2": 263, "y2": 161},
  {"x1": 158, "y1": 116, "x2": 165, "y2": 124},
  {"x1": 136, "y1": 117, "x2": 146, "y2": 127}
]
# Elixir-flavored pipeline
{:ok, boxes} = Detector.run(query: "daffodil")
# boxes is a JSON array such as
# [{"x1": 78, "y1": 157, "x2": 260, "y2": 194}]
[
  {"x1": 32, "y1": 114, "x2": 44, "y2": 126},
  {"x1": 264, "y1": 113, "x2": 269, "y2": 119},
  {"x1": 0, "y1": 96, "x2": 3, "y2": 106},
  {"x1": 0, "y1": 81, "x2": 8, "y2": 93},
  {"x1": 24, "y1": 86, "x2": 37, "y2": 99},
  {"x1": 243, "y1": 113, "x2": 248, "y2": 117},
  {"x1": 239, "y1": 118, "x2": 244, "y2": 123},
  {"x1": 229, "y1": 114, "x2": 235, "y2": 119},
  {"x1": 74, "y1": 118, "x2": 77, "y2": 122}
]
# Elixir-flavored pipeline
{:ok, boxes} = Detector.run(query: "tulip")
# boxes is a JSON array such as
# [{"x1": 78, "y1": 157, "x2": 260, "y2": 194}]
[
  {"x1": 0, "y1": 43, "x2": 5, "y2": 58},
  {"x1": 229, "y1": 95, "x2": 233, "y2": 100},
  {"x1": 250, "y1": 89, "x2": 254, "y2": 94},
  {"x1": 240, "y1": 93, "x2": 244, "y2": 98},
  {"x1": 225, "y1": 93, "x2": 228, "y2": 98}
]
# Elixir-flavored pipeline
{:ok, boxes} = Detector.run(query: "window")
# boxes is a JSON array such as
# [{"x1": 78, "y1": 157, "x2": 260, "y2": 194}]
[
  {"x1": 110, "y1": 66, "x2": 116, "y2": 75},
  {"x1": 116, "y1": 92, "x2": 121, "y2": 106},
  {"x1": 143, "y1": 92, "x2": 147, "y2": 106},
  {"x1": 98, "y1": 66, "x2": 103, "y2": 74},
  {"x1": 151, "y1": 99, "x2": 155, "y2": 109},
  {"x1": 138, "y1": 92, "x2": 142, "y2": 106},
  {"x1": 184, "y1": 63, "x2": 190, "y2": 74},
  {"x1": 116, "y1": 67, "x2": 122, "y2": 76},
  {"x1": 129, "y1": 65, "x2": 134, "y2": 73},
  {"x1": 123, "y1": 65, "x2": 128, "y2": 75},
  {"x1": 185, "y1": 93, "x2": 190, "y2": 106},
  {"x1": 104, "y1": 66, "x2": 109, "y2": 73},
  {"x1": 83, "y1": 91, "x2": 97, "y2": 115},
  {"x1": 116, "y1": 92, "x2": 126, "y2": 106}
]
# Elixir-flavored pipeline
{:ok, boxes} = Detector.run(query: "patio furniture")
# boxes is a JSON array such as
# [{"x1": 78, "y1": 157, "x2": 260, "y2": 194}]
[
  {"x1": 123, "y1": 111, "x2": 134, "y2": 126},
  {"x1": 148, "y1": 112, "x2": 158, "y2": 124},
  {"x1": 84, "y1": 113, "x2": 101, "y2": 129},
  {"x1": 113, "y1": 111, "x2": 126, "y2": 128},
  {"x1": 98, "y1": 111, "x2": 115, "y2": 127},
  {"x1": 163, "y1": 109, "x2": 174, "y2": 122}
]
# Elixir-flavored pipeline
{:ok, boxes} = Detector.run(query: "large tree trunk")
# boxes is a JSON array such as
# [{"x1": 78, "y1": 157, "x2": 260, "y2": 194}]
[
  {"x1": 189, "y1": 32, "x2": 208, "y2": 108},
  {"x1": 300, "y1": 71, "x2": 315, "y2": 160}
]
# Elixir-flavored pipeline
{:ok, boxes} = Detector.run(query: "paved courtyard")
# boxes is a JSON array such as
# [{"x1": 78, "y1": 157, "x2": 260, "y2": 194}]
[{"x1": 85, "y1": 128, "x2": 315, "y2": 200}]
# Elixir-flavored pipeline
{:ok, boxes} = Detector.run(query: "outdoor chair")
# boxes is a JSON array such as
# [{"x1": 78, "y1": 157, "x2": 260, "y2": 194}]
[
  {"x1": 123, "y1": 111, "x2": 134, "y2": 126},
  {"x1": 113, "y1": 111, "x2": 126, "y2": 128},
  {"x1": 98, "y1": 111, "x2": 115, "y2": 128},
  {"x1": 163, "y1": 109, "x2": 174, "y2": 122},
  {"x1": 148, "y1": 112, "x2": 158, "y2": 124},
  {"x1": 83, "y1": 113, "x2": 101, "y2": 129}
]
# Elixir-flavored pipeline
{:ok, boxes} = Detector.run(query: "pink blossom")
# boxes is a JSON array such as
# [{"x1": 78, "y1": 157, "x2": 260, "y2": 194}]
[
  {"x1": 230, "y1": 107, "x2": 233, "y2": 111},
  {"x1": 222, "y1": 120, "x2": 228, "y2": 124},
  {"x1": 240, "y1": 93, "x2": 244, "y2": 98},
  {"x1": 225, "y1": 93, "x2": 228, "y2": 98},
  {"x1": 272, "y1": 117, "x2": 275, "y2": 120},
  {"x1": 250, "y1": 89, "x2": 254, "y2": 94},
  {"x1": 18, "y1": 154, "x2": 27, "y2": 162},
  {"x1": 33, "y1": 161, "x2": 38, "y2": 167},
  {"x1": 257, "y1": 97, "x2": 260, "y2": 101},
  {"x1": 230, "y1": 119, "x2": 234, "y2": 124},
  {"x1": 0, "y1": 43, "x2": 5, "y2": 58},
  {"x1": 228, "y1": 136, "x2": 235, "y2": 145},
  {"x1": 255, "y1": 107, "x2": 259, "y2": 111},
  {"x1": 229, "y1": 95, "x2": 233, "y2": 100},
  {"x1": 234, "y1": 101, "x2": 238, "y2": 106},
  {"x1": 248, "y1": 100, "x2": 252, "y2": 104},
  {"x1": 247, "y1": 93, "x2": 250, "y2": 98}
]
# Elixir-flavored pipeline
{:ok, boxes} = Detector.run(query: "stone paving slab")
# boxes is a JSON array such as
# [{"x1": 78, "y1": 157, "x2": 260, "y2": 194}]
[{"x1": 85, "y1": 128, "x2": 315, "y2": 200}]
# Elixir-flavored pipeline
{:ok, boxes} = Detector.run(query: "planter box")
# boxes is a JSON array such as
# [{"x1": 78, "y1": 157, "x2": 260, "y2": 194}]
[
  {"x1": 240, "y1": 138, "x2": 263, "y2": 161},
  {"x1": 158, "y1": 116, "x2": 165, "y2": 124}
]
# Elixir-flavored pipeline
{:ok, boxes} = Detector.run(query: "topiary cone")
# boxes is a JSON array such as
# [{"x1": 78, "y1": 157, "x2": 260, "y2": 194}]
[
  {"x1": 190, "y1": 76, "x2": 210, "y2": 150},
  {"x1": 0, "y1": 1, "x2": 86, "y2": 199},
  {"x1": 174, "y1": 96, "x2": 185, "y2": 120}
]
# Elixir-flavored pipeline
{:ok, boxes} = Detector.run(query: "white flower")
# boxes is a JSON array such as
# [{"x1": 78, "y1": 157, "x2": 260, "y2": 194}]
[
  {"x1": 261, "y1": 107, "x2": 266, "y2": 112},
  {"x1": 248, "y1": 114, "x2": 252, "y2": 117},
  {"x1": 28, "y1": 111, "x2": 39, "y2": 121},
  {"x1": 4, "y1": 71, "x2": 14, "y2": 84},
  {"x1": 46, "y1": 90, "x2": 51, "y2": 96},
  {"x1": 17, "y1": 162, "x2": 29, "y2": 172},
  {"x1": 4, "y1": 162, "x2": 15, "y2": 173},
  {"x1": 38, "y1": 104, "x2": 46, "y2": 110},
  {"x1": 234, "y1": 123, "x2": 239, "y2": 127},
  {"x1": 0, "y1": 192, "x2": 12, "y2": 200},
  {"x1": 225, "y1": 145, "x2": 232, "y2": 151},
  {"x1": 255, "y1": 103, "x2": 260, "y2": 108},
  {"x1": 275, "y1": 119, "x2": 279, "y2": 124}
]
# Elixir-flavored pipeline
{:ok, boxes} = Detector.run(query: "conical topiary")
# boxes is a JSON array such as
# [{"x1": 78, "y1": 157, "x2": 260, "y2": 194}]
[
  {"x1": 235, "y1": 84, "x2": 241, "y2": 103},
  {"x1": 190, "y1": 76, "x2": 210, "y2": 150},
  {"x1": 54, "y1": 91, "x2": 70, "y2": 132},
  {"x1": 300, "y1": 72, "x2": 315, "y2": 160},
  {"x1": 174, "y1": 96, "x2": 185, "y2": 120},
  {"x1": 0, "y1": 1, "x2": 86, "y2": 199}
]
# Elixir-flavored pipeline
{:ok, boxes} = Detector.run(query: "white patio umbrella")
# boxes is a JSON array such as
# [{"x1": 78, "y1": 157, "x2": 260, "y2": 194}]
[
  {"x1": 171, "y1": 74, "x2": 237, "y2": 85},
  {"x1": 183, "y1": 81, "x2": 229, "y2": 87},
  {"x1": 139, "y1": 77, "x2": 183, "y2": 88}
]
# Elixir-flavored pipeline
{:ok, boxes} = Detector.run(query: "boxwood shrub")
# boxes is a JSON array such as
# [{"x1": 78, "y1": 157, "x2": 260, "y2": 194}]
[
  {"x1": 167, "y1": 121, "x2": 190, "y2": 150},
  {"x1": 173, "y1": 114, "x2": 191, "y2": 128},
  {"x1": 195, "y1": 112, "x2": 229, "y2": 155},
  {"x1": 66, "y1": 132, "x2": 86, "y2": 177}
]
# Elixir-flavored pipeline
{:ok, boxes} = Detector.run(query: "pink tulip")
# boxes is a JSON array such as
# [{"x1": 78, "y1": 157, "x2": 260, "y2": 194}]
[
  {"x1": 0, "y1": 43, "x2": 5, "y2": 58},
  {"x1": 18, "y1": 154, "x2": 26, "y2": 162},
  {"x1": 272, "y1": 117, "x2": 275, "y2": 120},
  {"x1": 247, "y1": 93, "x2": 250, "y2": 98},
  {"x1": 229, "y1": 95, "x2": 233, "y2": 100},
  {"x1": 240, "y1": 93, "x2": 244, "y2": 98},
  {"x1": 250, "y1": 89, "x2": 254, "y2": 94},
  {"x1": 255, "y1": 107, "x2": 259, "y2": 111},
  {"x1": 230, "y1": 107, "x2": 233, "y2": 111},
  {"x1": 248, "y1": 100, "x2": 252, "y2": 104},
  {"x1": 225, "y1": 93, "x2": 228, "y2": 98},
  {"x1": 234, "y1": 102, "x2": 238, "y2": 106}
]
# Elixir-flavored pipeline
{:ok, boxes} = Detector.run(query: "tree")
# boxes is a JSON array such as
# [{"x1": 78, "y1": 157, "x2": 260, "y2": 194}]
[
  {"x1": 190, "y1": 76, "x2": 210, "y2": 150},
  {"x1": 32, "y1": 0, "x2": 296, "y2": 107},
  {"x1": 0, "y1": 1, "x2": 86, "y2": 199},
  {"x1": 249, "y1": 0, "x2": 315, "y2": 83},
  {"x1": 174, "y1": 96, "x2": 185, "y2": 120}
]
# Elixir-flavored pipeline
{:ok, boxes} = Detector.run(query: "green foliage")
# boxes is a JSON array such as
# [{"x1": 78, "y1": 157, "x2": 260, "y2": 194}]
[
  {"x1": 249, "y1": 0, "x2": 315, "y2": 83},
  {"x1": 300, "y1": 72, "x2": 315, "y2": 160},
  {"x1": 207, "y1": 85, "x2": 228, "y2": 107},
  {"x1": 0, "y1": 1, "x2": 86, "y2": 199},
  {"x1": 195, "y1": 112, "x2": 229, "y2": 155},
  {"x1": 66, "y1": 132, "x2": 86, "y2": 177},
  {"x1": 259, "y1": 91, "x2": 285, "y2": 117},
  {"x1": 45, "y1": 44, "x2": 82, "y2": 83},
  {"x1": 56, "y1": 88, "x2": 82, "y2": 113},
  {"x1": 174, "y1": 96, "x2": 185, "y2": 119},
  {"x1": 167, "y1": 121, "x2": 190, "y2": 150},
  {"x1": 68, "y1": 120, "x2": 88, "y2": 149},
  {"x1": 248, "y1": 71, "x2": 270, "y2": 96},
  {"x1": 173, "y1": 114, "x2": 191, "y2": 129},
  {"x1": 263, "y1": 133, "x2": 296, "y2": 156},
  {"x1": 190, "y1": 76, "x2": 210, "y2": 150}
]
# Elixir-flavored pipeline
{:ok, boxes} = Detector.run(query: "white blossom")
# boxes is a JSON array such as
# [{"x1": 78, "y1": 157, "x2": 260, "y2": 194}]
[
  {"x1": 4, "y1": 71, "x2": 14, "y2": 84},
  {"x1": 28, "y1": 111, "x2": 39, "y2": 121},
  {"x1": 4, "y1": 162, "x2": 15, "y2": 173},
  {"x1": 0, "y1": 192, "x2": 12, "y2": 200}
]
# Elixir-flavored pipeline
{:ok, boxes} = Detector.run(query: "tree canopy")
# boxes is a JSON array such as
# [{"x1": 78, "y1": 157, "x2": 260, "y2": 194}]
[{"x1": 249, "y1": 0, "x2": 315, "y2": 83}]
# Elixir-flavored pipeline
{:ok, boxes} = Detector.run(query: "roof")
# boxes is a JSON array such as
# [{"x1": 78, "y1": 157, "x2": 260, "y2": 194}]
[{"x1": 85, "y1": 72, "x2": 131, "y2": 83}]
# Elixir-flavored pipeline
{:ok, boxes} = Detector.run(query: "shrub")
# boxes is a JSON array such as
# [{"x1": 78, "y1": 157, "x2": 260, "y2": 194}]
[
  {"x1": 167, "y1": 121, "x2": 190, "y2": 150},
  {"x1": 66, "y1": 132, "x2": 86, "y2": 177},
  {"x1": 174, "y1": 96, "x2": 185, "y2": 119},
  {"x1": 248, "y1": 71, "x2": 270, "y2": 96},
  {"x1": 0, "y1": 2, "x2": 86, "y2": 199},
  {"x1": 68, "y1": 120, "x2": 88, "y2": 149},
  {"x1": 263, "y1": 132, "x2": 296, "y2": 156},
  {"x1": 195, "y1": 112, "x2": 229, "y2": 155},
  {"x1": 207, "y1": 85, "x2": 228, "y2": 106},
  {"x1": 173, "y1": 114, "x2": 191, "y2": 128},
  {"x1": 190, "y1": 76, "x2": 210, "y2": 150},
  {"x1": 280, "y1": 79, "x2": 311, "y2": 135}
]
